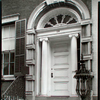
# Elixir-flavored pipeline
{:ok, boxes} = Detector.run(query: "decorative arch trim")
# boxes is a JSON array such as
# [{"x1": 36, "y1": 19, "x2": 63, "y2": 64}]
[
  {"x1": 27, "y1": 0, "x2": 90, "y2": 30},
  {"x1": 36, "y1": 7, "x2": 81, "y2": 29}
]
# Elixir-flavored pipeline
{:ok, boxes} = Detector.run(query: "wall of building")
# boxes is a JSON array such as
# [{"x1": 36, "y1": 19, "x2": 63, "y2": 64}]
[
  {"x1": 2, "y1": 0, "x2": 92, "y2": 20},
  {"x1": 1, "y1": 0, "x2": 43, "y2": 96},
  {"x1": 82, "y1": 0, "x2": 92, "y2": 17},
  {"x1": 92, "y1": 0, "x2": 98, "y2": 98},
  {"x1": 1, "y1": 0, "x2": 98, "y2": 100},
  {"x1": 2, "y1": 0, "x2": 43, "y2": 20},
  {"x1": 82, "y1": 0, "x2": 98, "y2": 99}
]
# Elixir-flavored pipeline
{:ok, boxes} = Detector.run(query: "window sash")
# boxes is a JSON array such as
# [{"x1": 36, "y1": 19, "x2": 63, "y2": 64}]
[
  {"x1": 2, "y1": 24, "x2": 15, "y2": 39},
  {"x1": 2, "y1": 38, "x2": 15, "y2": 51},
  {"x1": 2, "y1": 24, "x2": 15, "y2": 51},
  {"x1": 2, "y1": 52, "x2": 15, "y2": 75}
]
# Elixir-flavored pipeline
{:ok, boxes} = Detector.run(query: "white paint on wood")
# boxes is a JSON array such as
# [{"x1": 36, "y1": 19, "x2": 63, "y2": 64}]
[
  {"x1": 26, "y1": 34, "x2": 34, "y2": 45},
  {"x1": 41, "y1": 38, "x2": 48, "y2": 95},
  {"x1": 51, "y1": 41, "x2": 70, "y2": 96},
  {"x1": 2, "y1": 25, "x2": 15, "y2": 51},
  {"x1": 2, "y1": 15, "x2": 19, "y2": 24},
  {"x1": 45, "y1": 0, "x2": 65, "y2": 5},
  {"x1": 36, "y1": 40, "x2": 41, "y2": 95},
  {"x1": 69, "y1": 34, "x2": 78, "y2": 71}
]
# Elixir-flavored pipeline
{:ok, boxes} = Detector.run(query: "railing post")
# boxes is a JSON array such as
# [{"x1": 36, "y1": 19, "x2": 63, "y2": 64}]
[
  {"x1": 13, "y1": 96, "x2": 15, "y2": 100},
  {"x1": 9, "y1": 96, "x2": 10, "y2": 100},
  {"x1": 17, "y1": 96, "x2": 18, "y2": 100}
]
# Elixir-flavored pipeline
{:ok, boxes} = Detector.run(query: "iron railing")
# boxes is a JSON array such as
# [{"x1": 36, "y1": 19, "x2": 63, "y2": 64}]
[{"x1": 1, "y1": 76, "x2": 25, "y2": 100}]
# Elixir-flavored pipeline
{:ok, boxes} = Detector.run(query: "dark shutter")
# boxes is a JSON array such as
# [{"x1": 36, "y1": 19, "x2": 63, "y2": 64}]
[{"x1": 15, "y1": 19, "x2": 29, "y2": 76}]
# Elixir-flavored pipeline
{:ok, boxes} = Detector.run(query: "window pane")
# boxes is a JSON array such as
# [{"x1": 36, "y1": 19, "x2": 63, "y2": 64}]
[
  {"x1": 9, "y1": 25, "x2": 15, "y2": 38},
  {"x1": 4, "y1": 63, "x2": 9, "y2": 75},
  {"x1": 3, "y1": 52, "x2": 15, "y2": 75},
  {"x1": 2, "y1": 54, "x2": 3, "y2": 75},
  {"x1": 2, "y1": 24, "x2": 15, "y2": 51},
  {"x1": 2, "y1": 39, "x2": 15, "y2": 51},
  {"x1": 2, "y1": 54, "x2": 3, "y2": 64},
  {"x1": 10, "y1": 39, "x2": 15, "y2": 50},
  {"x1": 2, "y1": 26, "x2": 10, "y2": 39},
  {"x1": 10, "y1": 63, "x2": 14, "y2": 75},
  {"x1": 4, "y1": 53, "x2": 9, "y2": 62},
  {"x1": 10, "y1": 53, "x2": 14, "y2": 62},
  {"x1": 2, "y1": 24, "x2": 15, "y2": 39}
]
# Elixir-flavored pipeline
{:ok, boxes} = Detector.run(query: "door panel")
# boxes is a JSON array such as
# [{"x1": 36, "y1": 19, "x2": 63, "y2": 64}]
[
  {"x1": 54, "y1": 55, "x2": 69, "y2": 65},
  {"x1": 51, "y1": 41, "x2": 70, "y2": 96},
  {"x1": 54, "y1": 68, "x2": 69, "y2": 78}
]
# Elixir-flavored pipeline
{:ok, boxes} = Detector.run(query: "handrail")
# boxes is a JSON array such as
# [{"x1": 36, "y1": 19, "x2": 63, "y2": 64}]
[
  {"x1": 1, "y1": 76, "x2": 25, "y2": 100},
  {"x1": 2, "y1": 76, "x2": 19, "y2": 97}
]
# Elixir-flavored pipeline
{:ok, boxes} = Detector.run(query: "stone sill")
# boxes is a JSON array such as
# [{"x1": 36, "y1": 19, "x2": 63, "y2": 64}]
[{"x1": 2, "y1": 75, "x2": 15, "y2": 81}]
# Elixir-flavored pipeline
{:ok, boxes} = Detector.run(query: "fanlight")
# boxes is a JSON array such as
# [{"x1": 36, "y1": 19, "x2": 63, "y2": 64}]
[{"x1": 44, "y1": 14, "x2": 77, "y2": 28}]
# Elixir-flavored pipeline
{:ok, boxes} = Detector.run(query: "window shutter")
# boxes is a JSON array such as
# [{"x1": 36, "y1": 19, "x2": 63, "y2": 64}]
[{"x1": 15, "y1": 19, "x2": 29, "y2": 76}]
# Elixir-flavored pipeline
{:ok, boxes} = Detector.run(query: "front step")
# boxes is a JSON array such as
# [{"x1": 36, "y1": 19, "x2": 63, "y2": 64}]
[{"x1": 36, "y1": 96, "x2": 80, "y2": 100}]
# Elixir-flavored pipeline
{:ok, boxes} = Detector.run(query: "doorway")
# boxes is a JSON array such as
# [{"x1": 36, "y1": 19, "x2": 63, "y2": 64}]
[{"x1": 50, "y1": 40, "x2": 71, "y2": 96}]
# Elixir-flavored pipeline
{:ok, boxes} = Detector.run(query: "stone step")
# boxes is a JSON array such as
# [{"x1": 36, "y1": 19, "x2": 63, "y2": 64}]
[{"x1": 35, "y1": 96, "x2": 80, "y2": 100}]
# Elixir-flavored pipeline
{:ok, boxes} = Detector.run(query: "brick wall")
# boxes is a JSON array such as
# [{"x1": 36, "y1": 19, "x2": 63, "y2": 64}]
[
  {"x1": 2, "y1": 0, "x2": 92, "y2": 20},
  {"x1": 2, "y1": 0, "x2": 43, "y2": 20},
  {"x1": 82, "y1": 0, "x2": 92, "y2": 17}
]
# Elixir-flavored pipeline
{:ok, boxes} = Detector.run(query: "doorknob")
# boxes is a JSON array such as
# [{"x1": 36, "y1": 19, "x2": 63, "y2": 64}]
[{"x1": 51, "y1": 73, "x2": 53, "y2": 78}]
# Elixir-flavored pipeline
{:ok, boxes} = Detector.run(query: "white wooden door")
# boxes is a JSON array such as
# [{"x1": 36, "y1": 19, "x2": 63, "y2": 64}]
[{"x1": 51, "y1": 41, "x2": 70, "y2": 96}]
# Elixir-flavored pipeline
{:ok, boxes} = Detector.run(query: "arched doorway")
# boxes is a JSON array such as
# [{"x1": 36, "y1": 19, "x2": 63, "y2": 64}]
[
  {"x1": 26, "y1": 0, "x2": 92, "y2": 98},
  {"x1": 36, "y1": 6, "x2": 81, "y2": 96}
]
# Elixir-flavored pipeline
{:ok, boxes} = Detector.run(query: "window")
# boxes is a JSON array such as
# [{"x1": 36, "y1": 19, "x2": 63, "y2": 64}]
[
  {"x1": 2, "y1": 14, "x2": 19, "y2": 79},
  {"x1": 2, "y1": 23, "x2": 15, "y2": 76},
  {"x1": 2, "y1": 24, "x2": 15, "y2": 51},
  {"x1": 44, "y1": 14, "x2": 77, "y2": 28},
  {"x1": 2, "y1": 52, "x2": 15, "y2": 75}
]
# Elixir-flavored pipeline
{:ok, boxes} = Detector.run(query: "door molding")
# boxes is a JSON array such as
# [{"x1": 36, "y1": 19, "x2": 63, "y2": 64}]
[{"x1": 50, "y1": 40, "x2": 71, "y2": 96}]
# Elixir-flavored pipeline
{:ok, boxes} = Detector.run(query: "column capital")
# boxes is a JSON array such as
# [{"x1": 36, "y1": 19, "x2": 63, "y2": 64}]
[
  {"x1": 69, "y1": 33, "x2": 79, "y2": 38},
  {"x1": 40, "y1": 37, "x2": 48, "y2": 42}
]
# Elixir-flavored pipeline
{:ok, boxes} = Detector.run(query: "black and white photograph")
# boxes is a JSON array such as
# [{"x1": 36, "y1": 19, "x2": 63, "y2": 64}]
[{"x1": 1, "y1": 0, "x2": 99, "y2": 100}]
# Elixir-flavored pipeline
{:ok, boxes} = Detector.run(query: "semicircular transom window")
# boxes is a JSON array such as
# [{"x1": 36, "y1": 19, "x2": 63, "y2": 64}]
[{"x1": 44, "y1": 14, "x2": 77, "y2": 28}]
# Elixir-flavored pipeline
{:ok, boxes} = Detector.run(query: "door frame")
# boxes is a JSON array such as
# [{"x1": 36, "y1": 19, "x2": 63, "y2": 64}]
[
  {"x1": 35, "y1": 25, "x2": 81, "y2": 97},
  {"x1": 50, "y1": 40, "x2": 71, "y2": 96}
]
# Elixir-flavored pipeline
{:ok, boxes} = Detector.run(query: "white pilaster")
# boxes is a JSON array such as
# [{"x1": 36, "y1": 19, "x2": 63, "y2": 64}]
[
  {"x1": 36, "y1": 39, "x2": 41, "y2": 95},
  {"x1": 92, "y1": 0, "x2": 98, "y2": 96},
  {"x1": 40, "y1": 37, "x2": 48, "y2": 96},
  {"x1": 69, "y1": 33, "x2": 78, "y2": 96},
  {"x1": 47, "y1": 40, "x2": 51, "y2": 96}
]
